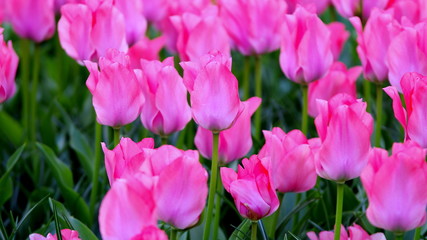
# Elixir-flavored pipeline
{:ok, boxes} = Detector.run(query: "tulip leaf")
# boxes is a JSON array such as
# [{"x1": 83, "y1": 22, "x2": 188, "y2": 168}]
[
  {"x1": 0, "y1": 111, "x2": 23, "y2": 146},
  {"x1": 0, "y1": 144, "x2": 26, "y2": 207},
  {"x1": 229, "y1": 219, "x2": 251, "y2": 240},
  {"x1": 69, "y1": 125, "x2": 94, "y2": 179}
]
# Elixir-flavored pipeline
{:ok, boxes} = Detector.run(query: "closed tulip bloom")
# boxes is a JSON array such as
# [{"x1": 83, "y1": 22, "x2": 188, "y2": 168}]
[
  {"x1": 388, "y1": 0, "x2": 427, "y2": 24},
  {"x1": 280, "y1": 6, "x2": 333, "y2": 84},
  {"x1": 128, "y1": 36, "x2": 165, "y2": 69},
  {"x1": 218, "y1": 0, "x2": 287, "y2": 55},
  {"x1": 141, "y1": 0, "x2": 168, "y2": 22},
  {"x1": 195, "y1": 97, "x2": 261, "y2": 164},
  {"x1": 171, "y1": 6, "x2": 230, "y2": 61},
  {"x1": 99, "y1": 177, "x2": 168, "y2": 240},
  {"x1": 5, "y1": 0, "x2": 55, "y2": 42},
  {"x1": 114, "y1": 0, "x2": 147, "y2": 46},
  {"x1": 332, "y1": 0, "x2": 390, "y2": 19},
  {"x1": 314, "y1": 93, "x2": 373, "y2": 182},
  {"x1": 221, "y1": 155, "x2": 279, "y2": 220},
  {"x1": 308, "y1": 62, "x2": 361, "y2": 117},
  {"x1": 350, "y1": 9, "x2": 400, "y2": 82},
  {"x1": 30, "y1": 229, "x2": 81, "y2": 240},
  {"x1": 102, "y1": 137, "x2": 154, "y2": 185},
  {"x1": 384, "y1": 72, "x2": 427, "y2": 147},
  {"x1": 328, "y1": 22, "x2": 349, "y2": 61},
  {"x1": 258, "y1": 128, "x2": 317, "y2": 193},
  {"x1": 307, "y1": 224, "x2": 386, "y2": 240},
  {"x1": 85, "y1": 49, "x2": 144, "y2": 127},
  {"x1": 180, "y1": 52, "x2": 241, "y2": 132},
  {"x1": 0, "y1": 29, "x2": 19, "y2": 104},
  {"x1": 139, "y1": 57, "x2": 191, "y2": 136},
  {"x1": 361, "y1": 141, "x2": 427, "y2": 232}
]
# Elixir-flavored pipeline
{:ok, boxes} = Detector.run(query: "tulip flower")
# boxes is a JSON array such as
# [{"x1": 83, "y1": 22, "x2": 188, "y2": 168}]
[
  {"x1": 218, "y1": 0, "x2": 286, "y2": 55},
  {"x1": 0, "y1": 28, "x2": 19, "y2": 104},
  {"x1": 331, "y1": 0, "x2": 390, "y2": 19},
  {"x1": 180, "y1": 51, "x2": 241, "y2": 132},
  {"x1": 195, "y1": 97, "x2": 261, "y2": 164},
  {"x1": 85, "y1": 49, "x2": 144, "y2": 127},
  {"x1": 307, "y1": 224, "x2": 386, "y2": 240},
  {"x1": 139, "y1": 57, "x2": 192, "y2": 136},
  {"x1": 258, "y1": 128, "x2": 317, "y2": 193},
  {"x1": 221, "y1": 155, "x2": 279, "y2": 220},
  {"x1": 4, "y1": 0, "x2": 55, "y2": 42},
  {"x1": 29, "y1": 229, "x2": 81, "y2": 240},
  {"x1": 308, "y1": 62, "x2": 361, "y2": 117},
  {"x1": 170, "y1": 6, "x2": 230, "y2": 61},
  {"x1": 114, "y1": 0, "x2": 147, "y2": 46},
  {"x1": 314, "y1": 93, "x2": 373, "y2": 182},
  {"x1": 388, "y1": 0, "x2": 427, "y2": 24},
  {"x1": 99, "y1": 177, "x2": 168, "y2": 240},
  {"x1": 280, "y1": 6, "x2": 333, "y2": 84},
  {"x1": 128, "y1": 36, "x2": 165, "y2": 69},
  {"x1": 101, "y1": 137, "x2": 154, "y2": 185},
  {"x1": 384, "y1": 72, "x2": 427, "y2": 147},
  {"x1": 328, "y1": 22, "x2": 349, "y2": 61},
  {"x1": 361, "y1": 141, "x2": 427, "y2": 232},
  {"x1": 141, "y1": 0, "x2": 168, "y2": 22},
  {"x1": 285, "y1": 0, "x2": 330, "y2": 14}
]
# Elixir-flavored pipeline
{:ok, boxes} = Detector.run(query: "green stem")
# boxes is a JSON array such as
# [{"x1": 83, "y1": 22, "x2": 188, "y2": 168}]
[
  {"x1": 268, "y1": 193, "x2": 284, "y2": 239},
  {"x1": 334, "y1": 183, "x2": 345, "y2": 240},
  {"x1": 395, "y1": 232, "x2": 403, "y2": 240},
  {"x1": 170, "y1": 229, "x2": 177, "y2": 240},
  {"x1": 20, "y1": 39, "x2": 31, "y2": 141},
  {"x1": 161, "y1": 136, "x2": 168, "y2": 145},
  {"x1": 203, "y1": 132, "x2": 220, "y2": 240},
  {"x1": 89, "y1": 122, "x2": 102, "y2": 220},
  {"x1": 243, "y1": 56, "x2": 251, "y2": 100},
  {"x1": 254, "y1": 55, "x2": 262, "y2": 140},
  {"x1": 413, "y1": 227, "x2": 421, "y2": 240},
  {"x1": 301, "y1": 84, "x2": 308, "y2": 135},
  {"x1": 212, "y1": 177, "x2": 223, "y2": 240},
  {"x1": 113, "y1": 127, "x2": 121, "y2": 146},
  {"x1": 30, "y1": 44, "x2": 41, "y2": 145},
  {"x1": 363, "y1": 80, "x2": 371, "y2": 112},
  {"x1": 251, "y1": 221, "x2": 258, "y2": 240},
  {"x1": 374, "y1": 83, "x2": 383, "y2": 147}
]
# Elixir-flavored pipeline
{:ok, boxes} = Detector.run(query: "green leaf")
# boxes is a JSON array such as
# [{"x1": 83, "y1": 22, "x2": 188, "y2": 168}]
[
  {"x1": 0, "y1": 144, "x2": 26, "y2": 206},
  {"x1": 0, "y1": 111, "x2": 23, "y2": 146},
  {"x1": 69, "y1": 126, "x2": 94, "y2": 179},
  {"x1": 229, "y1": 219, "x2": 251, "y2": 240},
  {"x1": 0, "y1": 177, "x2": 13, "y2": 207},
  {"x1": 50, "y1": 198, "x2": 63, "y2": 240}
]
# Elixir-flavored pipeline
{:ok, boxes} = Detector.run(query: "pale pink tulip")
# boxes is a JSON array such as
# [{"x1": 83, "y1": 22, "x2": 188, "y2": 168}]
[
  {"x1": 171, "y1": 6, "x2": 230, "y2": 61},
  {"x1": 259, "y1": 128, "x2": 317, "y2": 193},
  {"x1": 85, "y1": 49, "x2": 144, "y2": 127},
  {"x1": 114, "y1": 0, "x2": 147, "y2": 45},
  {"x1": 280, "y1": 6, "x2": 333, "y2": 84},
  {"x1": 221, "y1": 155, "x2": 279, "y2": 220},
  {"x1": 332, "y1": 0, "x2": 390, "y2": 19},
  {"x1": 308, "y1": 62, "x2": 361, "y2": 117},
  {"x1": 128, "y1": 36, "x2": 165, "y2": 69},
  {"x1": 218, "y1": 0, "x2": 287, "y2": 55},
  {"x1": 314, "y1": 93, "x2": 373, "y2": 182},
  {"x1": 195, "y1": 97, "x2": 261, "y2": 164},
  {"x1": 285, "y1": 0, "x2": 330, "y2": 14},
  {"x1": 361, "y1": 141, "x2": 427, "y2": 232},
  {"x1": 180, "y1": 51, "x2": 241, "y2": 132},
  {"x1": 139, "y1": 57, "x2": 192, "y2": 136},
  {"x1": 0, "y1": 28, "x2": 19, "y2": 104},
  {"x1": 307, "y1": 224, "x2": 386, "y2": 240},
  {"x1": 328, "y1": 22, "x2": 349, "y2": 61},
  {"x1": 4, "y1": 0, "x2": 55, "y2": 42}
]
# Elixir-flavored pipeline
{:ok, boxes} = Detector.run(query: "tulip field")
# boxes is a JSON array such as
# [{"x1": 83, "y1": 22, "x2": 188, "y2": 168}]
[{"x1": 1, "y1": 0, "x2": 427, "y2": 240}]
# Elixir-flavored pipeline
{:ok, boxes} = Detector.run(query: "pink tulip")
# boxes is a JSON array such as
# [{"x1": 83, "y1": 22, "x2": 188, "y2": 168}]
[
  {"x1": 102, "y1": 137, "x2": 154, "y2": 185},
  {"x1": 387, "y1": 0, "x2": 427, "y2": 24},
  {"x1": 171, "y1": 6, "x2": 230, "y2": 61},
  {"x1": 218, "y1": 0, "x2": 287, "y2": 55},
  {"x1": 141, "y1": 0, "x2": 168, "y2": 22},
  {"x1": 114, "y1": 0, "x2": 147, "y2": 46},
  {"x1": 328, "y1": 22, "x2": 349, "y2": 61},
  {"x1": 139, "y1": 57, "x2": 192, "y2": 136},
  {"x1": 314, "y1": 93, "x2": 373, "y2": 182},
  {"x1": 280, "y1": 6, "x2": 333, "y2": 84},
  {"x1": 332, "y1": 0, "x2": 390, "y2": 19},
  {"x1": 0, "y1": 0, "x2": 4, "y2": 24},
  {"x1": 308, "y1": 62, "x2": 361, "y2": 117},
  {"x1": 361, "y1": 141, "x2": 427, "y2": 232},
  {"x1": 29, "y1": 229, "x2": 81, "y2": 240},
  {"x1": 384, "y1": 72, "x2": 427, "y2": 147},
  {"x1": 143, "y1": 145, "x2": 197, "y2": 176},
  {"x1": 99, "y1": 177, "x2": 168, "y2": 240},
  {"x1": 221, "y1": 155, "x2": 279, "y2": 220},
  {"x1": 58, "y1": 0, "x2": 127, "y2": 62},
  {"x1": 180, "y1": 51, "x2": 241, "y2": 132},
  {"x1": 285, "y1": 0, "x2": 330, "y2": 14},
  {"x1": 0, "y1": 29, "x2": 19, "y2": 104},
  {"x1": 195, "y1": 97, "x2": 261, "y2": 164},
  {"x1": 350, "y1": 9, "x2": 400, "y2": 82},
  {"x1": 85, "y1": 49, "x2": 144, "y2": 127},
  {"x1": 307, "y1": 224, "x2": 386, "y2": 240},
  {"x1": 4, "y1": 0, "x2": 55, "y2": 42},
  {"x1": 258, "y1": 128, "x2": 317, "y2": 193},
  {"x1": 128, "y1": 36, "x2": 165, "y2": 69}
]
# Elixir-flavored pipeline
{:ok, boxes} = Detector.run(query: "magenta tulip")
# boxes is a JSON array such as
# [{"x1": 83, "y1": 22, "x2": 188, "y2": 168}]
[
  {"x1": 180, "y1": 51, "x2": 241, "y2": 132},
  {"x1": 384, "y1": 72, "x2": 427, "y2": 147},
  {"x1": 99, "y1": 177, "x2": 168, "y2": 240},
  {"x1": 85, "y1": 49, "x2": 144, "y2": 127},
  {"x1": 221, "y1": 155, "x2": 279, "y2": 220},
  {"x1": 388, "y1": 0, "x2": 427, "y2": 24},
  {"x1": 328, "y1": 22, "x2": 349, "y2": 61},
  {"x1": 5, "y1": 0, "x2": 55, "y2": 42},
  {"x1": 314, "y1": 93, "x2": 373, "y2": 182},
  {"x1": 141, "y1": 0, "x2": 168, "y2": 22},
  {"x1": 332, "y1": 0, "x2": 390, "y2": 19},
  {"x1": 171, "y1": 6, "x2": 230, "y2": 61},
  {"x1": 128, "y1": 36, "x2": 165, "y2": 69},
  {"x1": 307, "y1": 224, "x2": 386, "y2": 240},
  {"x1": 218, "y1": 0, "x2": 287, "y2": 55},
  {"x1": 195, "y1": 97, "x2": 261, "y2": 164},
  {"x1": 114, "y1": 0, "x2": 146, "y2": 46},
  {"x1": 280, "y1": 6, "x2": 333, "y2": 84},
  {"x1": 139, "y1": 57, "x2": 192, "y2": 136},
  {"x1": 258, "y1": 128, "x2": 317, "y2": 193},
  {"x1": 308, "y1": 62, "x2": 361, "y2": 117},
  {"x1": 30, "y1": 229, "x2": 81, "y2": 240},
  {"x1": 361, "y1": 141, "x2": 427, "y2": 232},
  {"x1": 285, "y1": 0, "x2": 330, "y2": 14},
  {"x1": 0, "y1": 29, "x2": 19, "y2": 104}
]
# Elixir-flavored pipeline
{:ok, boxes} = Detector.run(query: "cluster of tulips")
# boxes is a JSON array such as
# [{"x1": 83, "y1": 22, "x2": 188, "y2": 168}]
[{"x1": 1, "y1": 0, "x2": 427, "y2": 239}]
